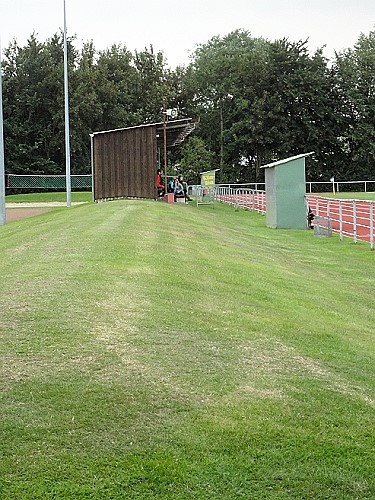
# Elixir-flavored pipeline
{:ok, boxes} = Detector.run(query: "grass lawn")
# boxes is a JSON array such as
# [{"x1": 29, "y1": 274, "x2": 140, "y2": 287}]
[
  {"x1": 5, "y1": 191, "x2": 92, "y2": 203},
  {"x1": 0, "y1": 199, "x2": 374, "y2": 499},
  {"x1": 312, "y1": 191, "x2": 375, "y2": 201}
]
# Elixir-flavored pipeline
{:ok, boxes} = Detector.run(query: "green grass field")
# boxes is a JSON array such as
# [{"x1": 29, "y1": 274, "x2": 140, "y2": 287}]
[
  {"x1": 1, "y1": 198, "x2": 374, "y2": 499},
  {"x1": 312, "y1": 191, "x2": 375, "y2": 200},
  {"x1": 5, "y1": 191, "x2": 93, "y2": 203}
]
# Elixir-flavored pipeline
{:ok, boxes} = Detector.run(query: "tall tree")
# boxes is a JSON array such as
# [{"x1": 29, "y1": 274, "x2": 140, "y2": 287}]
[
  {"x1": 333, "y1": 30, "x2": 375, "y2": 179},
  {"x1": 3, "y1": 35, "x2": 62, "y2": 173},
  {"x1": 133, "y1": 45, "x2": 172, "y2": 124},
  {"x1": 260, "y1": 39, "x2": 344, "y2": 181},
  {"x1": 2, "y1": 33, "x2": 81, "y2": 174},
  {"x1": 189, "y1": 30, "x2": 270, "y2": 179},
  {"x1": 68, "y1": 41, "x2": 102, "y2": 172},
  {"x1": 93, "y1": 44, "x2": 138, "y2": 131},
  {"x1": 2, "y1": 27, "x2": 374, "y2": 184},
  {"x1": 189, "y1": 31, "x2": 344, "y2": 183},
  {"x1": 178, "y1": 136, "x2": 215, "y2": 183}
]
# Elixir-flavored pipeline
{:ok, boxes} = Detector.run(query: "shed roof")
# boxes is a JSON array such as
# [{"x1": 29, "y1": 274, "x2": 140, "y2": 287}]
[
  {"x1": 92, "y1": 118, "x2": 195, "y2": 149},
  {"x1": 200, "y1": 168, "x2": 220, "y2": 175},
  {"x1": 260, "y1": 152, "x2": 314, "y2": 169}
]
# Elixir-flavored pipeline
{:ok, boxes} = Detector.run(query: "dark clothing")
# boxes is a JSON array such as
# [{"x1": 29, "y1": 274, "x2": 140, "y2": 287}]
[
  {"x1": 174, "y1": 181, "x2": 185, "y2": 201},
  {"x1": 307, "y1": 207, "x2": 315, "y2": 229}
]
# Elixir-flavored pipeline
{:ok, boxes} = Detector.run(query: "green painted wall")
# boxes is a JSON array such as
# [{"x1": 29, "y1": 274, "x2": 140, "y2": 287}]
[{"x1": 264, "y1": 157, "x2": 307, "y2": 229}]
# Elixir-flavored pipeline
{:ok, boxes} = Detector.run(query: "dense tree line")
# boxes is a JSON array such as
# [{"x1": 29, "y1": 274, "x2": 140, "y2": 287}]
[{"x1": 1, "y1": 28, "x2": 375, "y2": 183}]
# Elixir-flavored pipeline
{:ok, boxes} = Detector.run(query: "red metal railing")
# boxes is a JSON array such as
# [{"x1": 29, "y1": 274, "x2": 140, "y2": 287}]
[
  {"x1": 216, "y1": 187, "x2": 375, "y2": 249},
  {"x1": 307, "y1": 195, "x2": 375, "y2": 249},
  {"x1": 215, "y1": 187, "x2": 266, "y2": 215}
]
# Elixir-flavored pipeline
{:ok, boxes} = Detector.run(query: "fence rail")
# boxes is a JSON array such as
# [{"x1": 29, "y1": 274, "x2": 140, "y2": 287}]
[
  {"x1": 305, "y1": 180, "x2": 375, "y2": 193},
  {"x1": 6, "y1": 174, "x2": 92, "y2": 189},
  {"x1": 215, "y1": 186, "x2": 266, "y2": 214},
  {"x1": 214, "y1": 185, "x2": 375, "y2": 249},
  {"x1": 217, "y1": 180, "x2": 375, "y2": 193},
  {"x1": 6, "y1": 176, "x2": 375, "y2": 193},
  {"x1": 306, "y1": 195, "x2": 375, "y2": 249}
]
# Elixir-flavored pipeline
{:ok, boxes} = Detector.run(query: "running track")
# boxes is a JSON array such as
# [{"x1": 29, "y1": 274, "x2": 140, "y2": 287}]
[
  {"x1": 216, "y1": 189, "x2": 375, "y2": 247},
  {"x1": 306, "y1": 196, "x2": 375, "y2": 246}
]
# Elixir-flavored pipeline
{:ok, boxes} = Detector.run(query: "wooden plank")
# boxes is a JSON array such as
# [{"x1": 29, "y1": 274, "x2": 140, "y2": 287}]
[{"x1": 94, "y1": 124, "x2": 159, "y2": 201}]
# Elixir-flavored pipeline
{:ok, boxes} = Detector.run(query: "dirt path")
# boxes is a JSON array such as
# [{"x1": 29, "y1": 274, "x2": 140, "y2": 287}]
[
  {"x1": 6, "y1": 202, "x2": 86, "y2": 208},
  {"x1": 6, "y1": 207, "x2": 53, "y2": 222},
  {"x1": 5, "y1": 202, "x2": 86, "y2": 223}
]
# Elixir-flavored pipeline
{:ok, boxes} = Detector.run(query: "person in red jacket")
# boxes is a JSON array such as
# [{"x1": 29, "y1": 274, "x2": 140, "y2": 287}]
[{"x1": 156, "y1": 169, "x2": 165, "y2": 197}]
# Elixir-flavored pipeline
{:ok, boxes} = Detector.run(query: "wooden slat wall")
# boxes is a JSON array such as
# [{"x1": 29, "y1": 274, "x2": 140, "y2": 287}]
[{"x1": 93, "y1": 126, "x2": 158, "y2": 201}]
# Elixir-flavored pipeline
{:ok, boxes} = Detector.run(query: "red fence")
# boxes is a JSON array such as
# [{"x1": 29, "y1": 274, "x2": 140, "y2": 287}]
[
  {"x1": 215, "y1": 187, "x2": 375, "y2": 249},
  {"x1": 215, "y1": 187, "x2": 266, "y2": 214},
  {"x1": 307, "y1": 196, "x2": 375, "y2": 249}
]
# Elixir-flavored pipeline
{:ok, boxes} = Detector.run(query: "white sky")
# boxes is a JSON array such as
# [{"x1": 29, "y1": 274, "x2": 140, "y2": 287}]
[{"x1": 1, "y1": 0, "x2": 375, "y2": 67}]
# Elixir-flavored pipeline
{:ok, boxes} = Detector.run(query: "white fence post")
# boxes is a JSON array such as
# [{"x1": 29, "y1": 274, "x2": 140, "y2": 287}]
[
  {"x1": 370, "y1": 203, "x2": 374, "y2": 250},
  {"x1": 217, "y1": 186, "x2": 375, "y2": 249},
  {"x1": 339, "y1": 201, "x2": 343, "y2": 241}
]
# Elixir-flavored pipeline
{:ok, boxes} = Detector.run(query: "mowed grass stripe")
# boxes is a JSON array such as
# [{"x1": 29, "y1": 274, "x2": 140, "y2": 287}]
[{"x1": 0, "y1": 199, "x2": 374, "y2": 499}]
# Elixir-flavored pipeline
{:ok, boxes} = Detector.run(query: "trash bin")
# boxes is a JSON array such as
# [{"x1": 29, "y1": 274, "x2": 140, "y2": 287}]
[{"x1": 314, "y1": 215, "x2": 332, "y2": 238}]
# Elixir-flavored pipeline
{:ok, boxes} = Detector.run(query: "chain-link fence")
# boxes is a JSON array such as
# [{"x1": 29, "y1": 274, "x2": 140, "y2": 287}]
[{"x1": 6, "y1": 174, "x2": 92, "y2": 190}]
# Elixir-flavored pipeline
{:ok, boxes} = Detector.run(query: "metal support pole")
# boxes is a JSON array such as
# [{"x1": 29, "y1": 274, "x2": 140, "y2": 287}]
[
  {"x1": 163, "y1": 109, "x2": 167, "y2": 194},
  {"x1": 90, "y1": 134, "x2": 94, "y2": 202},
  {"x1": 370, "y1": 203, "x2": 374, "y2": 250},
  {"x1": 353, "y1": 200, "x2": 357, "y2": 244},
  {"x1": 339, "y1": 201, "x2": 343, "y2": 241},
  {"x1": 63, "y1": 0, "x2": 71, "y2": 207},
  {"x1": 220, "y1": 101, "x2": 224, "y2": 171},
  {"x1": 0, "y1": 42, "x2": 6, "y2": 226}
]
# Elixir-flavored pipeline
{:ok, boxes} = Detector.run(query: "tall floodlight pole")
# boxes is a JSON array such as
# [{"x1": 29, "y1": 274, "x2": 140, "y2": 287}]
[
  {"x1": 63, "y1": 0, "x2": 71, "y2": 207},
  {"x1": 163, "y1": 108, "x2": 167, "y2": 192},
  {"x1": 0, "y1": 41, "x2": 6, "y2": 225},
  {"x1": 90, "y1": 134, "x2": 94, "y2": 202}
]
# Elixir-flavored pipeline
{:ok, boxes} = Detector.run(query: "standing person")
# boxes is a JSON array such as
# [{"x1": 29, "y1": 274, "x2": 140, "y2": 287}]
[
  {"x1": 178, "y1": 175, "x2": 191, "y2": 201},
  {"x1": 156, "y1": 169, "x2": 165, "y2": 197}
]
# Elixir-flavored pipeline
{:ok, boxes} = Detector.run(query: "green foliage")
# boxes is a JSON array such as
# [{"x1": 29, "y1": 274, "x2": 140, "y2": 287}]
[
  {"x1": 188, "y1": 31, "x2": 348, "y2": 182},
  {"x1": 133, "y1": 46, "x2": 171, "y2": 123},
  {"x1": 189, "y1": 30, "x2": 271, "y2": 180},
  {"x1": 178, "y1": 136, "x2": 215, "y2": 183},
  {"x1": 3, "y1": 34, "x2": 68, "y2": 174},
  {"x1": 1, "y1": 27, "x2": 375, "y2": 182},
  {"x1": 333, "y1": 30, "x2": 375, "y2": 179}
]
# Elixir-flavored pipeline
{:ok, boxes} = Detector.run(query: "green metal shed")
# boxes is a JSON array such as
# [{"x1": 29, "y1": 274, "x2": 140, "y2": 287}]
[{"x1": 261, "y1": 152, "x2": 313, "y2": 229}]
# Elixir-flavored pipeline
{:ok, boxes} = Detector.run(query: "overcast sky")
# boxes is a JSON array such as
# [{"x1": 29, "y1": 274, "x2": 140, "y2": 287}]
[{"x1": 1, "y1": 0, "x2": 375, "y2": 67}]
